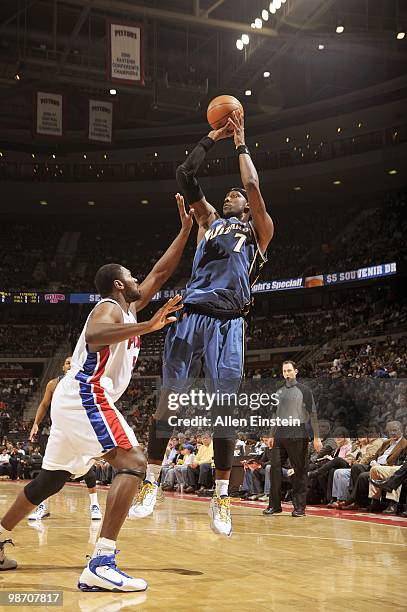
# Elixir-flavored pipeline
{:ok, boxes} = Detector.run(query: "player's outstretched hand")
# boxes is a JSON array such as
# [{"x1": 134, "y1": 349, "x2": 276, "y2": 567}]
[
  {"x1": 176, "y1": 193, "x2": 194, "y2": 233},
  {"x1": 29, "y1": 423, "x2": 38, "y2": 442},
  {"x1": 227, "y1": 110, "x2": 245, "y2": 147},
  {"x1": 208, "y1": 121, "x2": 234, "y2": 142},
  {"x1": 147, "y1": 294, "x2": 183, "y2": 332}
]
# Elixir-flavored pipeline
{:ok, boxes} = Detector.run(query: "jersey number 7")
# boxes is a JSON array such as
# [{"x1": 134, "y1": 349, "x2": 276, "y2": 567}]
[{"x1": 233, "y1": 232, "x2": 247, "y2": 253}]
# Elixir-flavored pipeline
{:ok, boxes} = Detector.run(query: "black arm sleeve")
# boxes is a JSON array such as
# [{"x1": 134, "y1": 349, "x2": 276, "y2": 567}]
[{"x1": 175, "y1": 136, "x2": 215, "y2": 205}]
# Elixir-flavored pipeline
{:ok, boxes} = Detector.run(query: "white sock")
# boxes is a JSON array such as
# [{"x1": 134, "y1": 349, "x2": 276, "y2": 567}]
[
  {"x1": 215, "y1": 480, "x2": 229, "y2": 497},
  {"x1": 92, "y1": 537, "x2": 115, "y2": 558},
  {"x1": 89, "y1": 493, "x2": 98, "y2": 506},
  {"x1": 146, "y1": 464, "x2": 161, "y2": 484},
  {"x1": 0, "y1": 524, "x2": 12, "y2": 542}
]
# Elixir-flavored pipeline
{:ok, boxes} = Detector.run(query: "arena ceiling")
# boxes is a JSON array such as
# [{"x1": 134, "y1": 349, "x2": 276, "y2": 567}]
[{"x1": 0, "y1": 0, "x2": 406, "y2": 144}]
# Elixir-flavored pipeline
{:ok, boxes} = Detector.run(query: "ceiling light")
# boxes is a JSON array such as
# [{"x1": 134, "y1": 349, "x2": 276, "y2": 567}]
[
  {"x1": 318, "y1": 44, "x2": 325, "y2": 50},
  {"x1": 336, "y1": 25, "x2": 344, "y2": 34},
  {"x1": 242, "y1": 34, "x2": 250, "y2": 45},
  {"x1": 358, "y1": 122, "x2": 362, "y2": 128},
  {"x1": 333, "y1": 180, "x2": 341, "y2": 185},
  {"x1": 40, "y1": 200, "x2": 48, "y2": 205},
  {"x1": 31, "y1": 153, "x2": 35, "y2": 158},
  {"x1": 109, "y1": 88, "x2": 117, "y2": 95},
  {"x1": 286, "y1": 137, "x2": 290, "y2": 142},
  {"x1": 269, "y1": 3, "x2": 276, "y2": 14},
  {"x1": 52, "y1": 154, "x2": 56, "y2": 159},
  {"x1": 388, "y1": 169, "x2": 397, "y2": 175},
  {"x1": 141, "y1": 199, "x2": 149, "y2": 204},
  {"x1": 154, "y1": 152, "x2": 158, "y2": 157},
  {"x1": 245, "y1": 89, "x2": 252, "y2": 96},
  {"x1": 251, "y1": 22, "x2": 256, "y2": 28},
  {"x1": 262, "y1": 10, "x2": 269, "y2": 21},
  {"x1": 306, "y1": 133, "x2": 310, "y2": 139},
  {"x1": 236, "y1": 39, "x2": 244, "y2": 50},
  {"x1": 293, "y1": 186, "x2": 302, "y2": 191},
  {"x1": 0, "y1": 152, "x2": 2, "y2": 157},
  {"x1": 274, "y1": 0, "x2": 282, "y2": 9},
  {"x1": 83, "y1": 154, "x2": 87, "y2": 159},
  {"x1": 255, "y1": 18, "x2": 262, "y2": 29},
  {"x1": 87, "y1": 200, "x2": 95, "y2": 206},
  {"x1": 337, "y1": 127, "x2": 341, "y2": 133},
  {"x1": 103, "y1": 154, "x2": 107, "y2": 159},
  {"x1": 263, "y1": 71, "x2": 270, "y2": 77},
  {"x1": 14, "y1": 74, "x2": 21, "y2": 81},
  {"x1": 255, "y1": 142, "x2": 259, "y2": 148},
  {"x1": 396, "y1": 31, "x2": 405, "y2": 40}
]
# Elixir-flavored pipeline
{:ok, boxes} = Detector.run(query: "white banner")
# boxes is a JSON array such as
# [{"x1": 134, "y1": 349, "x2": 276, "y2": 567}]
[
  {"x1": 107, "y1": 21, "x2": 143, "y2": 84},
  {"x1": 88, "y1": 99, "x2": 113, "y2": 143},
  {"x1": 35, "y1": 91, "x2": 63, "y2": 137}
]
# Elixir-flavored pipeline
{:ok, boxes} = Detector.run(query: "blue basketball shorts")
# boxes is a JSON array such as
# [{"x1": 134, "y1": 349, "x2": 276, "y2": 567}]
[{"x1": 162, "y1": 310, "x2": 245, "y2": 394}]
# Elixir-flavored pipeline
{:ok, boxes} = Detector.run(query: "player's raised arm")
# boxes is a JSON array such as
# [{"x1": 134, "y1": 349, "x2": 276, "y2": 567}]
[
  {"x1": 228, "y1": 111, "x2": 274, "y2": 253},
  {"x1": 29, "y1": 378, "x2": 58, "y2": 441},
  {"x1": 134, "y1": 194, "x2": 193, "y2": 313},
  {"x1": 85, "y1": 297, "x2": 183, "y2": 352},
  {"x1": 176, "y1": 124, "x2": 232, "y2": 242}
]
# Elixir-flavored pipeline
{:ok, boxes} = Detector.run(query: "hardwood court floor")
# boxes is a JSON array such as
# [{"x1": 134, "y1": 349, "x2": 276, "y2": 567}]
[{"x1": 0, "y1": 482, "x2": 406, "y2": 612}]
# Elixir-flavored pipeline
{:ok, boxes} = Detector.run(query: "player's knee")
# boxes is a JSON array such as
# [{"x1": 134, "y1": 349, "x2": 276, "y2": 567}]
[
  {"x1": 112, "y1": 446, "x2": 147, "y2": 473},
  {"x1": 24, "y1": 469, "x2": 70, "y2": 506}
]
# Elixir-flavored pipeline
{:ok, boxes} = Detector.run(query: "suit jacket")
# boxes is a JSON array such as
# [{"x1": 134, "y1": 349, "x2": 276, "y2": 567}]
[{"x1": 372, "y1": 437, "x2": 407, "y2": 466}]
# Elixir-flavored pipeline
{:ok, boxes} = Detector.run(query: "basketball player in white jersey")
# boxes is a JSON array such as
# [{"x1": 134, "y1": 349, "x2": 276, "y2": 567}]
[
  {"x1": 0, "y1": 195, "x2": 193, "y2": 593},
  {"x1": 28, "y1": 355, "x2": 103, "y2": 521}
]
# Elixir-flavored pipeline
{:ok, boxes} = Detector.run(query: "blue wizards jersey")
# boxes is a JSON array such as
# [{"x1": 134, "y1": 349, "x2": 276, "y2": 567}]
[{"x1": 184, "y1": 217, "x2": 267, "y2": 317}]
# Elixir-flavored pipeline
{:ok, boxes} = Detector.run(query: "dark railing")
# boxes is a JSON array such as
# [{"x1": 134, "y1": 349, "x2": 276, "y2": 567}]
[{"x1": 0, "y1": 124, "x2": 405, "y2": 182}]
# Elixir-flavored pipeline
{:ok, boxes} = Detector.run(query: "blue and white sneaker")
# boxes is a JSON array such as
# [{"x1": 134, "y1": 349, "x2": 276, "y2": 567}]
[
  {"x1": 28, "y1": 503, "x2": 50, "y2": 521},
  {"x1": 78, "y1": 551, "x2": 148, "y2": 592},
  {"x1": 90, "y1": 504, "x2": 102, "y2": 520}
]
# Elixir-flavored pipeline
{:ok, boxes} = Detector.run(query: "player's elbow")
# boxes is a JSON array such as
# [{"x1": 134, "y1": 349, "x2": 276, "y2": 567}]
[
  {"x1": 85, "y1": 330, "x2": 97, "y2": 345},
  {"x1": 245, "y1": 178, "x2": 260, "y2": 192},
  {"x1": 176, "y1": 164, "x2": 189, "y2": 190}
]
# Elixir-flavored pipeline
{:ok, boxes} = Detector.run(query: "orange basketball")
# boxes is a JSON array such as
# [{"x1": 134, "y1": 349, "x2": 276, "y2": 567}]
[{"x1": 207, "y1": 95, "x2": 243, "y2": 130}]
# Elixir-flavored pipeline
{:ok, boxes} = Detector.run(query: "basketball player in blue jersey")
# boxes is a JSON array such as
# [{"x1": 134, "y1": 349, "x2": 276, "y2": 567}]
[
  {"x1": 28, "y1": 356, "x2": 103, "y2": 521},
  {"x1": 130, "y1": 110, "x2": 274, "y2": 536}
]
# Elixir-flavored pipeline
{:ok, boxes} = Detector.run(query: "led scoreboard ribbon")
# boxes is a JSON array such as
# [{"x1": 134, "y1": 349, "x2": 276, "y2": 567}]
[
  {"x1": 0, "y1": 292, "x2": 41, "y2": 304},
  {"x1": 0, "y1": 261, "x2": 398, "y2": 304}
]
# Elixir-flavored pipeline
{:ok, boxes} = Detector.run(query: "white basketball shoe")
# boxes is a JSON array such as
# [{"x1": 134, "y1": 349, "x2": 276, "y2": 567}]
[
  {"x1": 78, "y1": 551, "x2": 148, "y2": 592},
  {"x1": 128, "y1": 481, "x2": 163, "y2": 519},
  {"x1": 208, "y1": 496, "x2": 233, "y2": 537},
  {"x1": 28, "y1": 503, "x2": 50, "y2": 520}
]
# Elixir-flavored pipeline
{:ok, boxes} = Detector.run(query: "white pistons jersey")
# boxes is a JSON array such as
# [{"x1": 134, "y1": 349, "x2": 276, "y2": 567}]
[
  {"x1": 42, "y1": 297, "x2": 141, "y2": 477},
  {"x1": 68, "y1": 298, "x2": 141, "y2": 403}
]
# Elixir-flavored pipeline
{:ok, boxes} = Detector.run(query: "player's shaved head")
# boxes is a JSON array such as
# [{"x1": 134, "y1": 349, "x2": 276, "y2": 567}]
[{"x1": 94, "y1": 263, "x2": 125, "y2": 297}]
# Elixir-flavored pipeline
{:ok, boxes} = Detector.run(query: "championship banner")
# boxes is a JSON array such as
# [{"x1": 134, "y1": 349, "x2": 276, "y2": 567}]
[
  {"x1": 106, "y1": 20, "x2": 144, "y2": 85},
  {"x1": 88, "y1": 99, "x2": 113, "y2": 143},
  {"x1": 35, "y1": 91, "x2": 63, "y2": 137}
]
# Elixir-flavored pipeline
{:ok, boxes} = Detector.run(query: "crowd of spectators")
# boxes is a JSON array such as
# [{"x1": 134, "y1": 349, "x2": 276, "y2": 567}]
[
  {"x1": 0, "y1": 325, "x2": 67, "y2": 357},
  {"x1": 0, "y1": 190, "x2": 405, "y2": 293}
]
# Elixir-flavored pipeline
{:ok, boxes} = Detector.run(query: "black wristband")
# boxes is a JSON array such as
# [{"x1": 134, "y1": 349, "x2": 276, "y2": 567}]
[
  {"x1": 199, "y1": 136, "x2": 216, "y2": 152},
  {"x1": 236, "y1": 144, "x2": 250, "y2": 156}
]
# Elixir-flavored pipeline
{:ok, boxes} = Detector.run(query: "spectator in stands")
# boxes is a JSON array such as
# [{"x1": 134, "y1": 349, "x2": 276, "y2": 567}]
[
  {"x1": 328, "y1": 425, "x2": 383, "y2": 507},
  {"x1": 307, "y1": 427, "x2": 352, "y2": 503},
  {"x1": 174, "y1": 444, "x2": 196, "y2": 490},
  {"x1": 339, "y1": 421, "x2": 407, "y2": 510},
  {"x1": 0, "y1": 447, "x2": 10, "y2": 477},
  {"x1": 184, "y1": 433, "x2": 214, "y2": 493}
]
